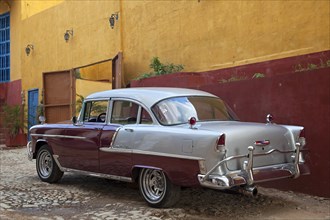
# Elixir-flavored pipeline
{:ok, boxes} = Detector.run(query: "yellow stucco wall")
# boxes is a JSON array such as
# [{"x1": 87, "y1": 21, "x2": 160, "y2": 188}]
[
  {"x1": 0, "y1": 1, "x2": 10, "y2": 14},
  {"x1": 122, "y1": 0, "x2": 330, "y2": 82},
  {"x1": 1, "y1": 0, "x2": 63, "y2": 82},
  {"x1": 21, "y1": 0, "x2": 63, "y2": 19},
  {"x1": 6, "y1": 0, "x2": 330, "y2": 94},
  {"x1": 79, "y1": 60, "x2": 112, "y2": 81},
  {"x1": 75, "y1": 78, "x2": 112, "y2": 114},
  {"x1": 20, "y1": 0, "x2": 120, "y2": 95},
  {"x1": 76, "y1": 79, "x2": 112, "y2": 100}
]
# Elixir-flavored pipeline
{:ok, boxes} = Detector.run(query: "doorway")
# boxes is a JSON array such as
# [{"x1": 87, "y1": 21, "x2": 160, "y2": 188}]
[{"x1": 27, "y1": 88, "x2": 39, "y2": 140}]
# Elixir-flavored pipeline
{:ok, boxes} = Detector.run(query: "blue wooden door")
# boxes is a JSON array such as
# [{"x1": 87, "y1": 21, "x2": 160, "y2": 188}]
[{"x1": 28, "y1": 89, "x2": 39, "y2": 140}]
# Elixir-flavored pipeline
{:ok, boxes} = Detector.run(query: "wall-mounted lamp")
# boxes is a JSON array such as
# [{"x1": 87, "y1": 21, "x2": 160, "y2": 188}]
[
  {"x1": 109, "y1": 12, "x2": 119, "y2": 29},
  {"x1": 64, "y1": 29, "x2": 73, "y2": 42},
  {"x1": 25, "y1": 44, "x2": 34, "y2": 56}
]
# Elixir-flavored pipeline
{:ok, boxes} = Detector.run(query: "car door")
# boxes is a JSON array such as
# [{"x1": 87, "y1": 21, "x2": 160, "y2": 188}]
[
  {"x1": 99, "y1": 99, "x2": 139, "y2": 177},
  {"x1": 58, "y1": 100, "x2": 108, "y2": 172}
]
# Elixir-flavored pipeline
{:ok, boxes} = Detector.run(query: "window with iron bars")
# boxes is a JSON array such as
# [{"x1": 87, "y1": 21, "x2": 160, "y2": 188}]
[{"x1": 0, "y1": 12, "x2": 10, "y2": 83}]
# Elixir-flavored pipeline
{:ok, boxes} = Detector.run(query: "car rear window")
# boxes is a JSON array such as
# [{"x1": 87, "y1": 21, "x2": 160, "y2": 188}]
[{"x1": 152, "y1": 96, "x2": 238, "y2": 125}]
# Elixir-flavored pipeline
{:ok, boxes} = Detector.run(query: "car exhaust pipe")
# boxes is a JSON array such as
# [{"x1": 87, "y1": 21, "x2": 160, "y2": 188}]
[{"x1": 237, "y1": 185, "x2": 258, "y2": 197}]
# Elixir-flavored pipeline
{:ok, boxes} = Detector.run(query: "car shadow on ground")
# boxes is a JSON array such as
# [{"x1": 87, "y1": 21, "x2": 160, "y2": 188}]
[{"x1": 51, "y1": 173, "x2": 297, "y2": 218}]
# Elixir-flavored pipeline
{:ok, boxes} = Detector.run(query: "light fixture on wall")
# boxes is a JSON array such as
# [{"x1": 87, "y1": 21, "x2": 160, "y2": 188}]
[
  {"x1": 109, "y1": 12, "x2": 119, "y2": 29},
  {"x1": 25, "y1": 44, "x2": 34, "y2": 56},
  {"x1": 64, "y1": 29, "x2": 73, "y2": 42}
]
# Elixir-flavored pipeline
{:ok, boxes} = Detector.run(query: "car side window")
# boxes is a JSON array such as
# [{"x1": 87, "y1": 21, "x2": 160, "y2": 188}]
[
  {"x1": 83, "y1": 100, "x2": 108, "y2": 123},
  {"x1": 111, "y1": 100, "x2": 138, "y2": 125},
  {"x1": 140, "y1": 108, "x2": 153, "y2": 124}
]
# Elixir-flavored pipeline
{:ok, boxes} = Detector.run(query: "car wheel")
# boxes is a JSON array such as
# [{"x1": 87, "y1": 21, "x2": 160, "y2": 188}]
[
  {"x1": 139, "y1": 168, "x2": 181, "y2": 208},
  {"x1": 36, "y1": 145, "x2": 63, "y2": 183}
]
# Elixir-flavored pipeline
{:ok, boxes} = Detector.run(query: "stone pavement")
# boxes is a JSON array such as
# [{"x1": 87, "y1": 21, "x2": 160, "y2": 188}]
[
  {"x1": 0, "y1": 146, "x2": 163, "y2": 219},
  {"x1": 0, "y1": 146, "x2": 329, "y2": 220}
]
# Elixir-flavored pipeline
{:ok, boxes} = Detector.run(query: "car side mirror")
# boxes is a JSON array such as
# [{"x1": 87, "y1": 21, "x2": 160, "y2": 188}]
[{"x1": 72, "y1": 116, "x2": 77, "y2": 125}]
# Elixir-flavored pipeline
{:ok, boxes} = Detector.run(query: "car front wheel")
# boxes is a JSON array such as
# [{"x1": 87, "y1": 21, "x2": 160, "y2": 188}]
[
  {"x1": 139, "y1": 168, "x2": 180, "y2": 208},
  {"x1": 36, "y1": 145, "x2": 63, "y2": 183}
]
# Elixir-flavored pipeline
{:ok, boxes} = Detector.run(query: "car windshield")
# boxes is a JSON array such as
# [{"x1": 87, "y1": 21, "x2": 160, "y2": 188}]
[{"x1": 152, "y1": 96, "x2": 239, "y2": 125}]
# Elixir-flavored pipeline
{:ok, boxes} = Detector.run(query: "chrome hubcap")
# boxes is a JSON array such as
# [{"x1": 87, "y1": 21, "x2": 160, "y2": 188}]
[
  {"x1": 142, "y1": 169, "x2": 166, "y2": 202},
  {"x1": 38, "y1": 150, "x2": 53, "y2": 178}
]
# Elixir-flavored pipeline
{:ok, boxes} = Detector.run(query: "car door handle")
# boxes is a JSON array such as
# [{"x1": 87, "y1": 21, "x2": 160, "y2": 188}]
[{"x1": 125, "y1": 128, "x2": 134, "y2": 132}]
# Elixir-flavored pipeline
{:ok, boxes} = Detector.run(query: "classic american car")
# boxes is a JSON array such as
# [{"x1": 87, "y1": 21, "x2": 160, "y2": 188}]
[{"x1": 27, "y1": 87, "x2": 309, "y2": 207}]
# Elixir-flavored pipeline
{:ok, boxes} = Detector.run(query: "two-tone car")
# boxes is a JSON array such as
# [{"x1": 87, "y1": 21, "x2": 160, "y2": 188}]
[{"x1": 27, "y1": 87, "x2": 309, "y2": 207}]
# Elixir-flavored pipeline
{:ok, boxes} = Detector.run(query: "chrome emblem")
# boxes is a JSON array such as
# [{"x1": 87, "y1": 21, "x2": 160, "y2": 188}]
[{"x1": 254, "y1": 140, "x2": 270, "y2": 146}]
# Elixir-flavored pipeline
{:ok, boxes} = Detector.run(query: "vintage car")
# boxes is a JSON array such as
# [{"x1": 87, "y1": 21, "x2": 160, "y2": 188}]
[{"x1": 27, "y1": 87, "x2": 309, "y2": 207}]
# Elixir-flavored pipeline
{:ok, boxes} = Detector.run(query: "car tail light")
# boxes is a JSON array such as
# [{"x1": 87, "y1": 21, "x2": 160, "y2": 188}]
[
  {"x1": 215, "y1": 134, "x2": 226, "y2": 152},
  {"x1": 299, "y1": 129, "x2": 305, "y2": 138},
  {"x1": 189, "y1": 117, "x2": 196, "y2": 125},
  {"x1": 298, "y1": 129, "x2": 306, "y2": 147},
  {"x1": 296, "y1": 128, "x2": 307, "y2": 163},
  {"x1": 188, "y1": 117, "x2": 197, "y2": 129}
]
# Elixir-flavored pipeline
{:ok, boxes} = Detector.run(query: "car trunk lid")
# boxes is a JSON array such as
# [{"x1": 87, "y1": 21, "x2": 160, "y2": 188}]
[{"x1": 197, "y1": 121, "x2": 296, "y2": 170}]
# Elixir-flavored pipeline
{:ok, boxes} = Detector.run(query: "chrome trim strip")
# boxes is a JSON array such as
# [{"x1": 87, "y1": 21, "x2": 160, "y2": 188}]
[
  {"x1": 133, "y1": 165, "x2": 162, "y2": 171},
  {"x1": 133, "y1": 149, "x2": 204, "y2": 161},
  {"x1": 252, "y1": 148, "x2": 295, "y2": 156},
  {"x1": 36, "y1": 138, "x2": 48, "y2": 144},
  {"x1": 110, "y1": 127, "x2": 121, "y2": 148},
  {"x1": 53, "y1": 155, "x2": 65, "y2": 172},
  {"x1": 254, "y1": 140, "x2": 270, "y2": 146},
  {"x1": 31, "y1": 134, "x2": 86, "y2": 140},
  {"x1": 245, "y1": 146, "x2": 254, "y2": 185},
  {"x1": 53, "y1": 155, "x2": 132, "y2": 182},
  {"x1": 100, "y1": 147, "x2": 204, "y2": 161},
  {"x1": 293, "y1": 143, "x2": 301, "y2": 178},
  {"x1": 66, "y1": 169, "x2": 133, "y2": 182},
  {"x1": 27, "y1": 141, "x2": 33, "y2": 161},
  {"x1": 100, "y1": 147, "x2": 132, "y2": 153}
]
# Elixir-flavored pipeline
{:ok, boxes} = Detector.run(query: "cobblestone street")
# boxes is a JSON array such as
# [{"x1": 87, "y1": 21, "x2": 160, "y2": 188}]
[{"x1": 0, "y1": 146, "x2": 329, "y2": 220}]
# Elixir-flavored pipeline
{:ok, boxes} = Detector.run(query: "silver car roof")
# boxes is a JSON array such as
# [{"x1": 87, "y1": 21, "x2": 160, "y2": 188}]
[{"x1": 85, "y1": 87, "x2": 217, "y2": 108}]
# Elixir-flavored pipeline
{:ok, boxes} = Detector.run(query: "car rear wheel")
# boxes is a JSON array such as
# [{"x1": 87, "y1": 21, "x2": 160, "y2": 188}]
[
  {"x1": 36, "y1": 145, "x2": 63, "y2": 183},
  {"x1": 139, "y1": 168, "x2": 180, "y2": 208}
]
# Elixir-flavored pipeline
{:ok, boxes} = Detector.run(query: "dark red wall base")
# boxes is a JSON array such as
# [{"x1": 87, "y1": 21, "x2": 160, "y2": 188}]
[
  {"x1": 0, "y1": 80, "x2": 23, "y2": 144},
  {"x1": 0, "y1": 79, "x2": 22, "y2": 106},
  {"x1": 131, "y1": 51, "x2": 330, "y2": 197},
  {"x1": 131, "y1": 50, "x2": 330, "y2": 88}
]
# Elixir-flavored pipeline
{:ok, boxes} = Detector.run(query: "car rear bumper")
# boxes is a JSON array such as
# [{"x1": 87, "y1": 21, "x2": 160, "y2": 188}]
[
  {"x1": 197, "y1": 144, "x2": 310, "y2": 190},
  {"x1": 198, "y1": 163, "x2": 310, "y2": 190}
]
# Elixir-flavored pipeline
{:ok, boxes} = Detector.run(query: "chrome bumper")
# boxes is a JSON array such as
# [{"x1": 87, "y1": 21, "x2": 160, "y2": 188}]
[
  {"x1": 27, "y1": 141, "x2": 33, "y2": 161},
  {"x1": 198, "y1": 144, "x2": 310, "y2": 190}
]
